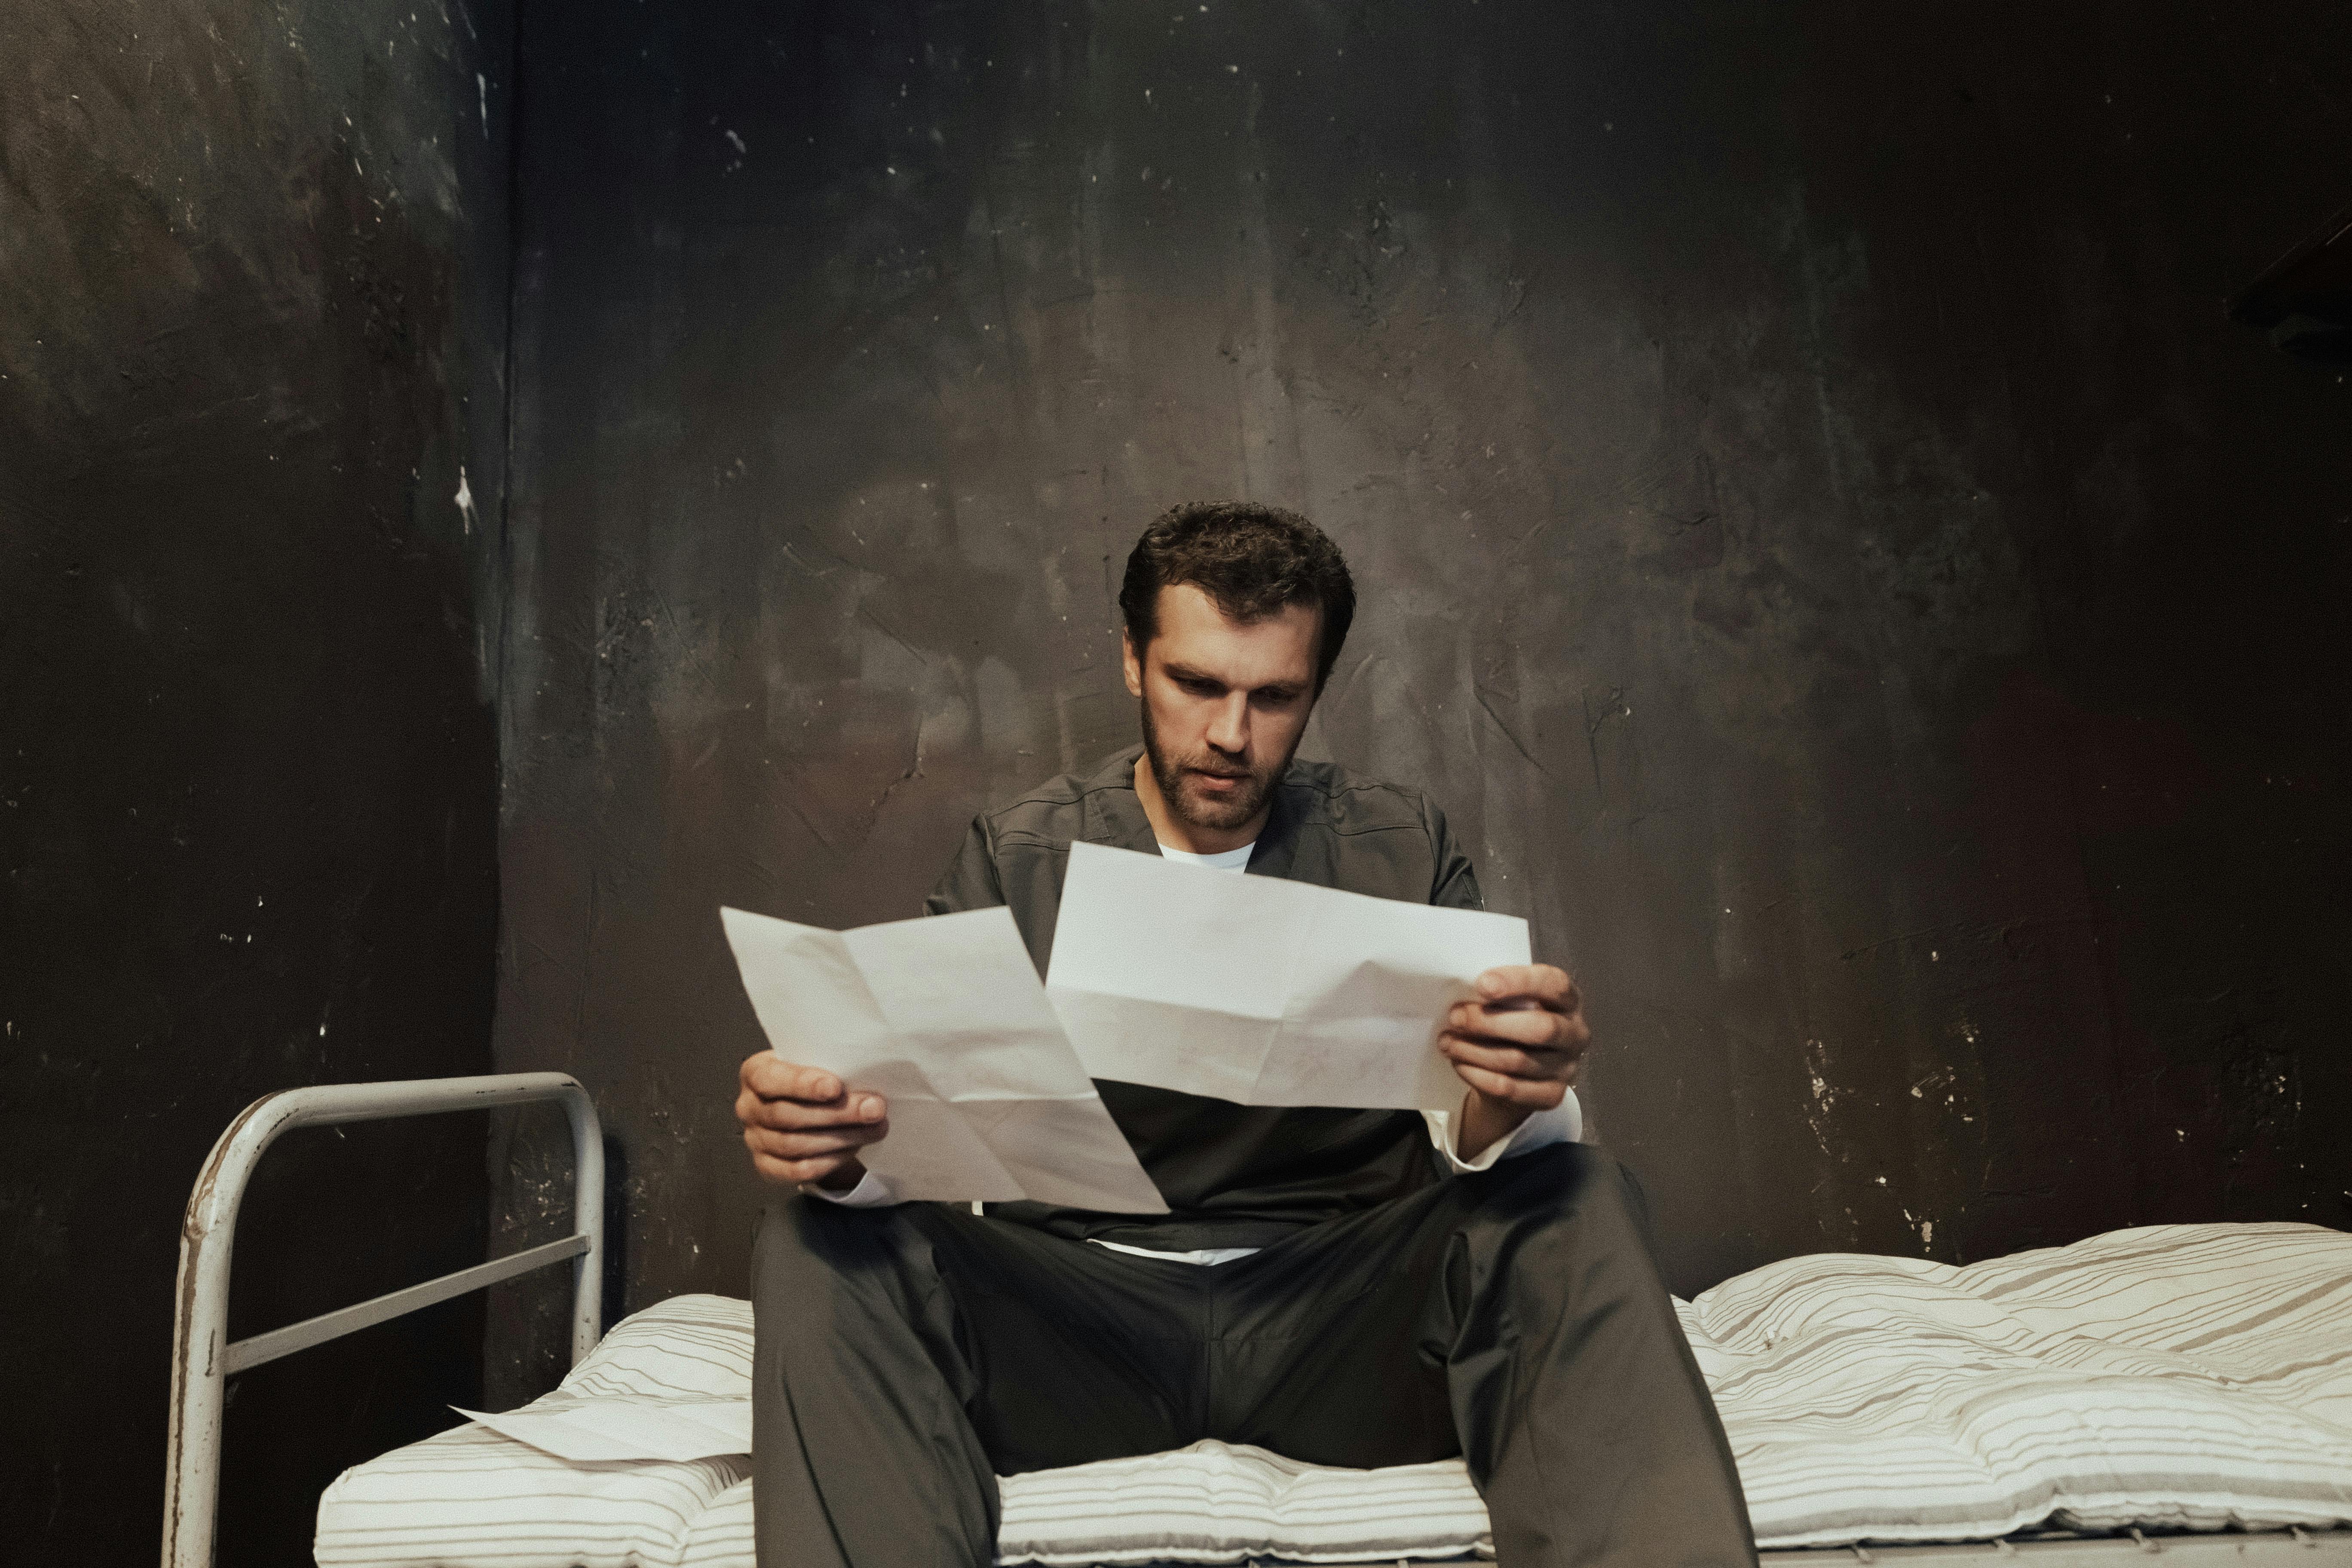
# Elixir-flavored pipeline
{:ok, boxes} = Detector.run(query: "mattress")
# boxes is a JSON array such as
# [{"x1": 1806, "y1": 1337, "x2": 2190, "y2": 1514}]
[
  {"x1": 1686, "y1": 1222, "x2": 2352, "y2": 1547},
  {"x1": 315, "y1": 1221, "x2": 2352, "y2": 1567}
]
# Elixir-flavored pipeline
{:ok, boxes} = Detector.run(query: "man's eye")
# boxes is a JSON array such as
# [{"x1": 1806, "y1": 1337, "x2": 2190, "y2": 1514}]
[{"x1": 1180, "y1": 679, "x2": 1221, "y2": 696}]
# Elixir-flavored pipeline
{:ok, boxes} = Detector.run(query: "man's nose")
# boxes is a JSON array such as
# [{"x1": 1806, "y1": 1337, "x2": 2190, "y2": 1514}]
[{"x1": 1206, "y1": 692, "x2": 1250, "y2": 755}]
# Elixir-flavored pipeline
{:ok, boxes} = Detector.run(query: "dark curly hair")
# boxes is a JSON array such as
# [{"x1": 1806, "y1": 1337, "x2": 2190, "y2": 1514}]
[{"x1": 1118, "y1": 502, "x2": 1357, "y2": 692}]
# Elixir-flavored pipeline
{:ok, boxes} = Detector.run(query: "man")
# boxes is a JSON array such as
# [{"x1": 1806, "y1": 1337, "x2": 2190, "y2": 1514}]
[{"x1": 735, "y1": 502, "x2": 1755, "y2": 1568}]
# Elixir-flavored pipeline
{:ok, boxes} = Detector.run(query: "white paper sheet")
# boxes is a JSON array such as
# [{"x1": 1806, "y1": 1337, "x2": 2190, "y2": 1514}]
[
  {"x1": 452, "y1": 1398, "x2": 752, "y2": 1463},
  {"x1": 721, "y1": 904, "x2": 1168, "y2": 1212},
  {"x1": 1045, "y1": 842, "x2": 1531, "y2": 1112}
]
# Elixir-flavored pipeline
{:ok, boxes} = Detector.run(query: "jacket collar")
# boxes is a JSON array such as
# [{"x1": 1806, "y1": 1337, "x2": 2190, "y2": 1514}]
[
  {"x1": 1079, "y1": 745, "x2": 1159, "y2": 855},
  {"x1": 1076, "y1": 743, "x2": 1303, "y2": 882}
]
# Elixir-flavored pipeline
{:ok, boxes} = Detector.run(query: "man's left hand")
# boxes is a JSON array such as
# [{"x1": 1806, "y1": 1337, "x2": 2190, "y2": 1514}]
[{"x1": 1440, "y1": 964, "x2": 1591, "y2": 1159}]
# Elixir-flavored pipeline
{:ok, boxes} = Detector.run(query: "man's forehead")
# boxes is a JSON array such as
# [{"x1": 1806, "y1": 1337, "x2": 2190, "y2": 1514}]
[{"x1": 1149, "y1": 583, "x2": 1319, "y2": 682}]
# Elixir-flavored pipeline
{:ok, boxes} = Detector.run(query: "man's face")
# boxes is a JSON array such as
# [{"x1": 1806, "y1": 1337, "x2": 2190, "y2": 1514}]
[{"x1": 1123, "y1": 582, "x2": 1320, "y2": 834}]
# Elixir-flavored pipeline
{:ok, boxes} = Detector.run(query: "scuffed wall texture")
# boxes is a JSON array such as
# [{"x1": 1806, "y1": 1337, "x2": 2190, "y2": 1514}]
[
  {"x1": 0, "y1": 2, "x2": 514, "y2": 1563},
  {"x1": 490, "y1": 0, "x2": 2352, "y2": 1382}
]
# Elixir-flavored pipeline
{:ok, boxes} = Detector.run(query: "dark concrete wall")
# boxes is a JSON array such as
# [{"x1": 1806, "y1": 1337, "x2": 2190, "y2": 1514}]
[
  {"x1": 1, "y1": 3, "x2": 515, "y2": 1563},
  {"x1": 490, "y1": 0, "x2": 2351, "y2": 1379}
]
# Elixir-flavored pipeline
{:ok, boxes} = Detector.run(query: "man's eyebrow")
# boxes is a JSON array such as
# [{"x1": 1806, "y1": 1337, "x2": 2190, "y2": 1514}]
[{"x1": 1164, "y1": 662, "x2": 1305, "y2": 698}]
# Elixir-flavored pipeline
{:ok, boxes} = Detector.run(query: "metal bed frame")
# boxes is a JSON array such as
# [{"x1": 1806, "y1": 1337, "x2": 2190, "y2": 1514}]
[
  {"x1": 161, "y1": 1072, "x2": 604, "y2": 1568},
  {"x1": 155, "y1": 1074, "x2": 2346, "y2": 1568}
]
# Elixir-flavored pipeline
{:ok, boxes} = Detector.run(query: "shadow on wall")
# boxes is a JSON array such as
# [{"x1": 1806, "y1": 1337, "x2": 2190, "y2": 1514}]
[
  {"x1": 0, "y1": 2, "x2": 516, "y2": 1564},
  {"x1": 486, "y1": 0, "x2": 2351, "y2": 1341}
]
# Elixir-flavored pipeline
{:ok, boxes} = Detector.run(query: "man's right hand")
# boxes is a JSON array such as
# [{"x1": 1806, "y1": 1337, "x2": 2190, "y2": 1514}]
[{"x1": 736, "y1": 1052, "x2": 890, "y2": 1190}]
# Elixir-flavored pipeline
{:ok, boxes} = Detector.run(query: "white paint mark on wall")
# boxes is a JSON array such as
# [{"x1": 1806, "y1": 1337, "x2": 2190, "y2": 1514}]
[
  {"x1": 477, "y1": 72, "x2": 490, "y2": 138},
  {"x1": 1801, "y1": 1037, "x2": 1841, "y2": 1158},
  {"x1": 455, "y1": 466, "x2": 478, "y2": 534}
]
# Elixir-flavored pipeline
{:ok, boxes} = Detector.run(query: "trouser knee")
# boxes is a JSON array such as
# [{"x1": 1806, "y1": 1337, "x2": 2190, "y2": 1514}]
[
  {"x1": 754, "y1": 1191, "x2": 818, "y2": 1277},
  {"x1": 1474, "y1": 1142, "x2": 1661, "y2": 1259},
  {"x1": 754, "y1": 1194, "x2": 890, "y2": 1315}
]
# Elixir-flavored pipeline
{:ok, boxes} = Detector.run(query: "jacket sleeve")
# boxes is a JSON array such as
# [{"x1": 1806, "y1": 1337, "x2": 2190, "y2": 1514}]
[
  {"x1": 922, "y1": 816, "x2": 1007, "y2": 916},
  {"x1": 1424, "y1": 798, "x2": 1485, "y2": 911}
]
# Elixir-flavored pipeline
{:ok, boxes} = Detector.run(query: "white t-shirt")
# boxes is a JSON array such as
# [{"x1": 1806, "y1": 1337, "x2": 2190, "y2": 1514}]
[{"x1": 1155, "y1": 841, "x2": 1256, "y2": 873}]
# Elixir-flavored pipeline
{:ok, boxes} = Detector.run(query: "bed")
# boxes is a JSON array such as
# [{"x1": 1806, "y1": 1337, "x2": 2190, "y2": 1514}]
[{"x1": 166, "y1": 1075, "x2": 2352, "y2": 1567}]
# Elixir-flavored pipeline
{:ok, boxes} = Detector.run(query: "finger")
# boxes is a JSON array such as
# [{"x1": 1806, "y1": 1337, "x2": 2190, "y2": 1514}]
[
  {"x1": 1448, "y1": 1058, "x2": 1568, "y2": 1109},
  {"x1": 1474, "y1": 964, "x2": 1579, "y2": 1011},
  {"x1": 745, "y1": 1140, "x2": 868, "y2": 1188},
  {"x1": 738, "y1": 1087, "x2": 888, "y2": 1132},
  {"x1": 748, "y1": 1147, "x2": 812, "y2": 1185},
  {"x1": 744, "y1": 1121, "x2": 890, "y2": 1162},
  {"x1": 742, "y1": 1053, "x2": 856, "y2": 1106},
  {"x1": 1449, "y1": 1001, "x2": 1562, "y2": 1048},
  {"x1": 745, "y1": 1122, "x2": 891, "y2": 1156},
  {"x1": 1440, "y1": 1033, "x2": 1570, "y2": 1083},
  {"x1": 1455, "y1": 999, "x2": 1593, "y2": 1056},
  {"x1": 1449, "y1": 1001, "x2": 1580, "y2": 1048},
  {"x1": 741, "y1": 1051, "x2": 834, "y2": 1101}
]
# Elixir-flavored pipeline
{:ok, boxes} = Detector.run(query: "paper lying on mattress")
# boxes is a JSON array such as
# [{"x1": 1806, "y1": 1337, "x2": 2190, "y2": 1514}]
[
  {"x1": 1046, "y1": 842, "x2": 1531, "y2": 1112},
  {"x1": 722, "y1": 904, "x2": 1167, "y2": 1211},
  {"x1": 452, "y1": 1398, "x2": 753, "y2": 1463}
]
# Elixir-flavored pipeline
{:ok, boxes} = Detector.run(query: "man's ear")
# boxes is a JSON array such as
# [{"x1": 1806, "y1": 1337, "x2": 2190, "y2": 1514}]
[{"x1": 1121, "y1": 629, "x2": 1144, "y2": 698}]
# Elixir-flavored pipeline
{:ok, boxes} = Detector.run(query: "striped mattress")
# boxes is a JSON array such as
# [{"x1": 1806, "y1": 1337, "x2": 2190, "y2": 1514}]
[{"x1": 314, "y1": 1221, "x2": 2352, "y2": 1566}]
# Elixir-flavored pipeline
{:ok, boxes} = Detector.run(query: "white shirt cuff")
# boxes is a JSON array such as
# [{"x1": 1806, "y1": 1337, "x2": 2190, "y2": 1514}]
[
  {"x1": 802, "y1": 1167, "x2": 899, "y2": 1207},
  {"x1": 1422, "y1": 1088, "x2": 1582, "y2": 1174}
]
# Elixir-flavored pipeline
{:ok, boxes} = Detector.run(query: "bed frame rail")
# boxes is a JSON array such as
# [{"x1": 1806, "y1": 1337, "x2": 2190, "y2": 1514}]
[{"x1": 161, "y1": 1072, "x2": 604, "y2": 1568}]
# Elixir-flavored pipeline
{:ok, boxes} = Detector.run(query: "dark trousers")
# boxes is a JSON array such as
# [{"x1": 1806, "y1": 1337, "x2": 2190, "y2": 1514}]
[{"x1": 752, "y1": 1143, "x2": 1756, "y2": 1568}]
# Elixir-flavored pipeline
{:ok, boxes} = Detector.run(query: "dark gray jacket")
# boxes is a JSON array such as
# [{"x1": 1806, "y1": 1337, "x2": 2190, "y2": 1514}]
[{"x1": 925, "y1": 744, "x2": 1485, "y2": 1250}]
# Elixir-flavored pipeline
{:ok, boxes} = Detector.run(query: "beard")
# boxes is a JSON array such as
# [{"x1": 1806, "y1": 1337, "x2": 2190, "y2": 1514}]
[{"x1": 1138, "y1": 699, "x2": 1289, "y2": 833}]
